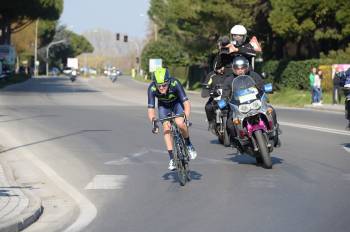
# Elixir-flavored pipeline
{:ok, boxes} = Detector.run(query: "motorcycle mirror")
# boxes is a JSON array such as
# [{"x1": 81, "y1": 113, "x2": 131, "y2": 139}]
[
  {"x1": 264, "y1": 83, "x2": 273, "y2": 93},
  {"x1": 261, "y1": 72, "x2": 268, "y2": 79}
]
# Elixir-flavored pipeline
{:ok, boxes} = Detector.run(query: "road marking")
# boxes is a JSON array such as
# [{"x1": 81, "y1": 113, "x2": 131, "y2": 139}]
[
  {"x1": 85, "y1": 175, "x2": 127, "y2": 190},
  {"x1": 105, "y1": 149, "x2": 167, "y2": 165},
  {"x1": 193, "y1": 110, "x2": 350, "y2": 136},
  {"x1": 279, "y1": 121, "x2": 350, "y2": 136}
]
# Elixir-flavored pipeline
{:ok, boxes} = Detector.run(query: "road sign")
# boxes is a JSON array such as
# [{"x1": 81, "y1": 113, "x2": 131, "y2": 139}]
[{"x1": 149, "y1": 59, "x2": 162, "y2": 72}]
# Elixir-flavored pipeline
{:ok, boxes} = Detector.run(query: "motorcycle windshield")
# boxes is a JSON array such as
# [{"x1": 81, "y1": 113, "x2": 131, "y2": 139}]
[{"x1": 230, "y1": 75, "x2": 259, "y2": 104}]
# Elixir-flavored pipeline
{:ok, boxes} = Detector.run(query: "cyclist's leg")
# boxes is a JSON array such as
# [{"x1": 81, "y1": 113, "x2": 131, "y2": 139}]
[
  {"x1": 172, "y1": 101, "x2": 188, "y2": 137},
  {"x1": 159, "y1": 104, "x2": 176, "y2": 170},
  {"x1": 158, "y1": 105, "x2": 173, "y2": 152},
  {"x1": 173, "y1": 101, "x2": 197, "y2": 159}
]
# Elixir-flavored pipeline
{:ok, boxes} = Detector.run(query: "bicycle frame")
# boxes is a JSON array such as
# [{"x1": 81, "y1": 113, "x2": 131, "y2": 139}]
[{"x1": 160, "y1": 113, "x2": 190, "y2": 186}]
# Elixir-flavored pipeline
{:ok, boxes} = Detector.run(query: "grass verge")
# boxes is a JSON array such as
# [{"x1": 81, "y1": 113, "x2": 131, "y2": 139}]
[{"x1": 268, "y1": 88, "x2": 333, "y2": 107}]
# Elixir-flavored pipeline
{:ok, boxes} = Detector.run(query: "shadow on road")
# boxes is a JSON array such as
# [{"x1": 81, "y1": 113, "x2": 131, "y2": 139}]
[
  {"x1": 0, "y1": 129, "x2": 112, "y2": 153},
  {"x1": 162, "y1": 170, "x2": 202, "y2": 183},
  {"x1": 225, "y1": 152, "x2": 284, "y2": 167},
  {"x1": 1, "y1": 77, "x2": 99, "y2": 94},
  {"x1": 0, "y1": 114, "x2": 58, "y2": 123}
]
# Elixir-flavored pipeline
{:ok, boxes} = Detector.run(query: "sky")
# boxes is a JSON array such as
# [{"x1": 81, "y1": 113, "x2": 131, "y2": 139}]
[{"x1": 60, "y1": 0, "x2": 150, "y2": 39}]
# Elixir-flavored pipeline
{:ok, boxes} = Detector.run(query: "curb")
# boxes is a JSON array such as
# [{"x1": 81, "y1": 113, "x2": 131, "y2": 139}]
[
  {"x1": 303, "y1": 104, "x2": 344, "y2": 113},
  {"x1": 0, "y1": 160, "x2": 43, "y2": 232}
]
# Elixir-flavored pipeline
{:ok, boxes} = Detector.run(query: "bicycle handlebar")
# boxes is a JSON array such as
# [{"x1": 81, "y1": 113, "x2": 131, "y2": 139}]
[{"x1": 158, "y1": 113, "x2": 192, "y2": 127}]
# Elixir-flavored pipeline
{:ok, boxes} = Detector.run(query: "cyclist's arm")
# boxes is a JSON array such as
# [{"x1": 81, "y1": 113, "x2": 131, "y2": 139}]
[
  {"x1": 183, "y1": 100, "x2": 191, "y2": 119},
  {"x1": 174, "y1": 79, "x2": 190, "y2": 118},
  {"x1": 148, "y1": 108, "x2": 156, "y2": 122},
  {"x1": 147, "y1": 84, "x2": 157, "y2": 122}
]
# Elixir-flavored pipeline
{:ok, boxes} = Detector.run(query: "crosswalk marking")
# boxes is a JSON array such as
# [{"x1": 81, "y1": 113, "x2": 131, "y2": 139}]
[{"x1": 85, "y1": 175, "x2": 127, "y2": 190}]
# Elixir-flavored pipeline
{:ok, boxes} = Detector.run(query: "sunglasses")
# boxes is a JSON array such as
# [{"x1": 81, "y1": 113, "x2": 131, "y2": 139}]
[{"x1": 156, "y1": 83, "x2": 168, "y2": 88}]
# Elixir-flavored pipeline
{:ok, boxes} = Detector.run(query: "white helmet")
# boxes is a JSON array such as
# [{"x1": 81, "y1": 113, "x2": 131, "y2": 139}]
[{"x1": 230, "y1": 25, "x2": 247, "y2": 46}]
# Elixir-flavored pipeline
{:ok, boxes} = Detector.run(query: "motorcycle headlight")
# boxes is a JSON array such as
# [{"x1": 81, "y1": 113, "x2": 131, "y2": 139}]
[
  {"x1": 238, "y1": 104, "x2": 250, "y2": 113},
  {"x1": 250, "y1": 100, "x2": 262, "y2": 110}
]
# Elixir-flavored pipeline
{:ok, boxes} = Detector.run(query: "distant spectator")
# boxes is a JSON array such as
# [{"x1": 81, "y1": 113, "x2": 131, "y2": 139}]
[
  {"x1": 309, "y1": 67, "x2": 317, "y2": 103},
  {"x1": 313, "y1": 69, "x2": 322, "y2": 105},
  {"x1": 317, "y1": 69, "x2": 323, "y2": 104},
  {"x1": 333, "y1": 66, "x2": 343, "y2": 104}
]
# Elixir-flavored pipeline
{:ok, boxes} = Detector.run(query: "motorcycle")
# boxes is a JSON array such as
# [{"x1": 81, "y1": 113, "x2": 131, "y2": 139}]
[
  {"x1": 343, "y1": 86, "x2": 350, "y2": 129},
  {"x1": 70, "y1": 70, "x2": 77, "y2": 82},
  {"x1": 204, "y1": 84, "x2": 231, "y2": 146},
  {"x1": 228, "y1": 75, "x2": 278, "y2": 169}
]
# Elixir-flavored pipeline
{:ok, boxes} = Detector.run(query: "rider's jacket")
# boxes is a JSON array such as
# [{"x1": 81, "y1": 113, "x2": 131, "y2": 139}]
[
  {"x1": 202, "y1": 71, "x2": 232, "y2": 100},
  {"x1": 214, "y1": 42, "x2": 256, "y2": 71},
  {"x1": 147, "y1": 77, "x2": 188, "y2": 108}
]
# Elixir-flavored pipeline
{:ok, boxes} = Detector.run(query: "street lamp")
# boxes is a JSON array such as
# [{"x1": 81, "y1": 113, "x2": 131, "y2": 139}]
[{"x1": 46, "y1": 39, "x2": 66, "y2": 76}]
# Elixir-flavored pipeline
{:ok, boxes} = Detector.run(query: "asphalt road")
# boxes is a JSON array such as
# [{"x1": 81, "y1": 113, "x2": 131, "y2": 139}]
[{"x1": 1, "y1": 75, "x2": 350, "y2": 232}]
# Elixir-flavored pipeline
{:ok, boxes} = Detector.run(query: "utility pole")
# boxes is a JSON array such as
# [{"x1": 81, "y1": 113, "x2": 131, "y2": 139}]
[
  {"x1": 46, "y1": 39, "x2": 66, "y2": 76},
  {"x1": 34, "y1": 19, "x2": 38, "y2": 76}
]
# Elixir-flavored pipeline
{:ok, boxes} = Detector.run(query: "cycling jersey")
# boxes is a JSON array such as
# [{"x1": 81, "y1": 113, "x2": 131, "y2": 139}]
[{"x1": 147, "y1": 77, "x2": 188, "y2": 108}]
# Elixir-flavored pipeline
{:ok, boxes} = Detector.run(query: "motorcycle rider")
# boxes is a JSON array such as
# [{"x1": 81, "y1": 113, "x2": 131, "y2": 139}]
[
  {"x1": 214, "y1": 25, "x2": 260, "y2": 73},
  {"x1": 343, "y1": 68, "x2": 350, "y2": 129},
  {"x1": 147, "y1": 67, "x2": 197, "y2": 170},
  {"x1": 202, "y1": 68, "x2": 235, "y2": 134},
  {"x1": 225, "y1": 56, "x2": 281, "y2": 150}
]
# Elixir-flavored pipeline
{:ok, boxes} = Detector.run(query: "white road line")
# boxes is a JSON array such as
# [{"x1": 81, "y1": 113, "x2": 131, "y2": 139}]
[
  {"x1": 104, "y1": 149, "x2": 166, "y2": 165},
  {"x1": 279, "y1": 121, "x2": 350, "y2": 136},
  {"x1": 193, "y1": 109, "x2": 350, "y2": 136},
  {"x1": 85, "y1": 175, "x2": 127, "y2": 190}
]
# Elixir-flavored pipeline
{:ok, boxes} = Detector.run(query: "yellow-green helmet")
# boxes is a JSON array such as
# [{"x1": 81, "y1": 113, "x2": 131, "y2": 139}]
[{"x1": 152, "y1": 67, "x2": 170, "y2": 85}]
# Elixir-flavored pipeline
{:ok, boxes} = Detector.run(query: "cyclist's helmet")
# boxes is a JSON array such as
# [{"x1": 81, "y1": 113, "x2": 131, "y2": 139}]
[
  {"x1": 152, "y1": 67, "x2": 170, "y2": 85},
  {"x1": 232, "y1": 56, "x2": 249, "y2": 75}
]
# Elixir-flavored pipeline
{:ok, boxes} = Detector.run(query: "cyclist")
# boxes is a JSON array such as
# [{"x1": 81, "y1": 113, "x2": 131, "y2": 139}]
[{"x1": 147, "y1": 67, "x2": 197, "y2": 170}]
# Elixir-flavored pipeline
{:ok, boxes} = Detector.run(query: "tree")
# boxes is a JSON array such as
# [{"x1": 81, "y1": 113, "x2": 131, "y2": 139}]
[
  {"x1": 268, "y1": 0, "x2": 350, "y2": 59},
  {"x1": 0, "y1": 0, "x2": 63, "y2": 44},
  {"x1": 43, "y1": 26, "x2": 94, "y2": 68},
  {"x1": 148, "y1": 0, "x2": 263, "y2": 65}
]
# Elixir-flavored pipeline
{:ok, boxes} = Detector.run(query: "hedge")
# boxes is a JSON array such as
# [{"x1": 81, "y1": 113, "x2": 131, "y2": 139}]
[{"x1": 255, "y1": 59, "x2": 338, "y2": 91}]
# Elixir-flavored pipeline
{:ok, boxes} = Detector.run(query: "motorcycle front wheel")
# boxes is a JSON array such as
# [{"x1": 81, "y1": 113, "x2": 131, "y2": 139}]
[
  {"x1": 222, "y1": 116, "x2": 230, "y2": 147},
  {"x1": 254, "y1": 130, "x2": 272, "y2": 169}
]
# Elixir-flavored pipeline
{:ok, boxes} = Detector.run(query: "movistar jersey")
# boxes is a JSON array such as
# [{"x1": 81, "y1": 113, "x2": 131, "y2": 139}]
[{"x1": 147, "y1": 78, "x2": 188, "y2": 108}]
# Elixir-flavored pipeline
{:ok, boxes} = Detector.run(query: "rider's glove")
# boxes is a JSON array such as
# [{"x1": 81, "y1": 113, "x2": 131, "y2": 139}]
[{"x1": 152, "y1": 118, "x2": 159, "y2": 134}]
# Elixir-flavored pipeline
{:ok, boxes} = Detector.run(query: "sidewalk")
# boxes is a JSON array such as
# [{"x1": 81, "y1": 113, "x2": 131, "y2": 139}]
[{"x1": 0, "y1": 160, "x2": 42, "y2": 232}]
